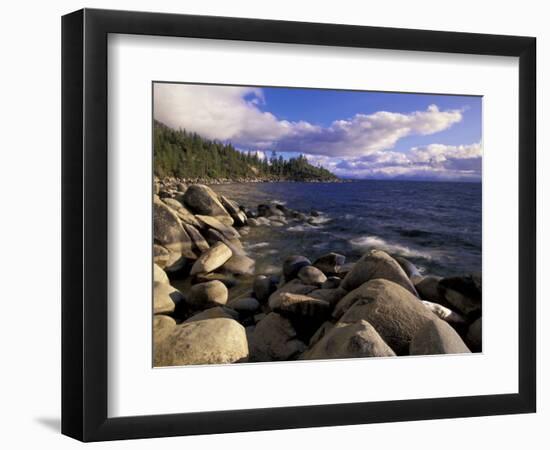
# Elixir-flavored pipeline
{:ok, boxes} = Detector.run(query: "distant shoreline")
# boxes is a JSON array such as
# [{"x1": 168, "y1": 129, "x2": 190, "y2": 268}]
[
  {"x1": 158, "y1": 177, "x2": 349, "y2": 185},
  {"x1": 156, "y1": 176, "x2": 481, "y2": 186}
]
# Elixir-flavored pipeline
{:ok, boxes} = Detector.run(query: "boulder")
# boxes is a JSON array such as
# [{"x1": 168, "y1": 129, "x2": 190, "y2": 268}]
[
  {"x1": 415, "y1": 275, "x2": 443, "y2": 302},
  {"x1": 466, "y1": 317, "x2": 482, "y2": 352},
  {"x1": 269, "y1": 292, "x2": 330, "y2": 319},
  {"x1": 162, "y1": 198, "x2": 202, "y2": 228},
  {"x1": 204, "y1": 228, "x2": 245, "y2": 256},
  {"x1": 340, "y1": 249, "x2": 418, "y2": 296},
  {"x1": 337, "y1": 262, "x2": 355, "y2": 278},
  {"x1": 153, "y1": 198, "x2": 197, "y2": 258},
  {"x1": 248, "y1": 313, "x2": 307, "y2": 361},
  {"x1": 301, "y1": 320, "x2": 396, "y2": 360},
  {"x1": 182, "y1": 184, "x2": 234, "y2": 226},
  {"x1": 256, "y1": 204, "x2": 270, "y2": 217},
  {"x1": 268, "y1": 215, "x2": 287, "y2": 224},
  {"x1": 196, "y1": 215, "x2": 240, "y2": 240},
  {"x1": 335, "y1": 279, "x2": 437, "y2": 355},
  {"x1": 313, "y1": 252, "x2": 346, "y2": 275},
  {"x1": 153, "y1": 315, "x2": 177, "y2": 348},
  {"x1": 154, "y1": 318, "x2": 248, "y2": 366},
  {"x1": 274, "y1": 203, "x2": 289, "y2": 215},
  {"x1": 308, "y1": 321, "x2": 335, "y2": 347},
  {"x1": 189, "y1": 280, "x2": 228, "y2": 308},
  {"x1": 438, "y1": 275, "x2": 482, "y2": 317},
  {"x1": 182, "y1": 224, "x2": 210, "y2": 254},
  {"x1": 422, "y1": 300, "x2": 466, "y2": 324},
  {"x1": 220, "y1": 195, "x2": 247, "y2": 226},
  {"x1": 222, "y1": 255, "x2": 255, "y2": 276},
  {"x1": 395, "y1": 256, "x2": 423, "y2": 283},
  {"x1": 257, "y1": 204, "x2": 284, "y2": 217},
  {"x1": 283, "y1": 255, "x2": 312, "y2": 281},
  {"x1": 153, "y1": 281, "x2": 184, "y2": 315},
  {"x1": 322, "y1": 276, "x2": 341, "y2": 289},
  {"x1": 255, "y1": 217, "x2": 271, "y2": 226},
  {"x1": 192, "y1": 272, "x2": 237, "y2": 288},
  {"x1": 268, "y1": 279, "x2": 317, "y2": 309},
  {"x1": 247, "y1": 218, "x2": 260, "y2": 227},
  {"x1": 309, "y1": 287, "x2": 348, "y2": 307},
  {"x1": 227, "y1": 297, "x2": 260, "y2": 313},
  {"x1": 190, "y1": 242, "x2": 232, "y2": 276},
  {"x1": 410, "y1": 319, "x2": 471, "y2": 355},
  {"x1": 154, "y1": 263, "x2": 169, "y2": 284},
  {"x1": 153, "y1": 244, "x2": 170, "y2": 268},
  {"x1": 298, "y1": 265, "x2": 327, "y2": 285},
  {"x1": 253, "y1": 312, "x2": 266, "y2": 322},
  {"x1": 243, "y1": 207, "x2": 256, "y2": 218},
  {"x1": 185, "y1": 306, "x2": 239, "y2": 323},
  {"x1": 162, "y1": 249, "x2": 181, "y2": 266},
  {"x1": 253, "y1": 275, "x2": 277, "y2": 302}
]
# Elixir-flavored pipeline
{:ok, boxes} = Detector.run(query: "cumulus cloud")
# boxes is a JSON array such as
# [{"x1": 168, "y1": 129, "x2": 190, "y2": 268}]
[
  {"x1": 154, "y1": 83, "x2": 463, "y2": 157},
  {"x1": 410, "y1": 142, "x2": 482, "y2": 163},
  {"x1": 154, "y1": 83, "x2": 288, "y2": 145},
  {"x1": 303, "y1": 142, "x2": 482, "y2": 181},
  {"x1": 274, "y1": 105, "x2": 463, "y2": 157}
]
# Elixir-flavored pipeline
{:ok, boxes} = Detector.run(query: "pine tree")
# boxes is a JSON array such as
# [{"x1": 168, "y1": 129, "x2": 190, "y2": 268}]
[{"x1": 153, "y1": 121, "x2": 338, "y2": 182}]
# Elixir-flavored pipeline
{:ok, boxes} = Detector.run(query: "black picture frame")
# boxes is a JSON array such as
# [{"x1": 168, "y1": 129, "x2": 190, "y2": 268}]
[{"x1": 61, "y1": 8, "x2": 536, "y2": 442}]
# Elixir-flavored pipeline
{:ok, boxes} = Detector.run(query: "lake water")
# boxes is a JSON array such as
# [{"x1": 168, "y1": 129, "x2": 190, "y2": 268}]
[{"x1": 211, "y1": 180, "x2": 482, "y2": 278}]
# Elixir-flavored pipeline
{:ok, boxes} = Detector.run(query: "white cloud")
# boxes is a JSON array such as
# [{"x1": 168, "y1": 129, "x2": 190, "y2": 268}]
[
  {"x1": 154, "y1": 83, "x2": 463, "y2": 157},
  {"x1": 303, "y1": 142, "x2": 482, "y2": 181},
  {"x1": 247, "y1": 150, "x2": 267, "y2": 160},
  {"x1": 276, "y1": 105, "x2": 463, "y2": 157},
  {"x1": 154, "y1": 83, "x2": 288, "y2": 144},
  {"x1": 410, "y1": 142, "x2": 482, "y2": 163}
]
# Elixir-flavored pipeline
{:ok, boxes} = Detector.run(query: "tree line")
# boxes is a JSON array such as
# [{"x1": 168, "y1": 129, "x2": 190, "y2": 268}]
[{"x1": 153, "y1": 121, "x2": 338, "y2": 182}]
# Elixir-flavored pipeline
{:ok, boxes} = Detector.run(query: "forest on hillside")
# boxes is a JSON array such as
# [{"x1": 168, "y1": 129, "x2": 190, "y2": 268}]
[{"x1": 153, "y1": 121, "x2": 338, "y2": 182}]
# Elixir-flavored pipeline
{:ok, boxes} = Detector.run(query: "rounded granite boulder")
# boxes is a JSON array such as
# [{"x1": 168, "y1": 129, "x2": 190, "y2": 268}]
[
  {"x1": 153, "y1": 197, "x2": 196, "y2": 258},
  {"x1": 190, "y1": 242, "x2": 233, "y2": 276},
  {"x1": 340, "y1": 249, "x2": 418, "y2": 296},
  {"x1": 409, "y1": 319, "x2": 471, "y2": 355},
  {"x1": 248, "y1": 313, "x2": 307, "y2": 362},
  {"x1": 282, "y1": 255, "x2": 312, "y2": 281},
  {"x1": 301, "y1": 320, "x2": 396, "y2": 360},
  {"x1": 298, "y1": 265, "x2": 327, "y2": 286},
  {"x1": 182, "y1": 184, "x2": 234, "y2": 226},
  {"x1": 155, "y1": 318, "x2": 249, "y2": 366},
  {"x1": 153, "y1": 281, "x2": 185, "y2": 315},
  {"x1": 253, "y1": 275, "x2": 278, "y2": 303},
  {"x1": 335, "y1": 279, "x2": 437, "y2": 355},
  {"x1": 189, "y1": 280, "x2": 229, "y2": 308}
]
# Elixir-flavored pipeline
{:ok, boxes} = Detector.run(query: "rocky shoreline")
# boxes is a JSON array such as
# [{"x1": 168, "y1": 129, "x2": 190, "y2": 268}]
[{"x1": 153, "y1": 178, "x2": 482, "y2": 367}]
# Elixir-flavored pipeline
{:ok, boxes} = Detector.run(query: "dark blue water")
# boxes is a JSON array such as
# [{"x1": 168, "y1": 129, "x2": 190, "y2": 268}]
[{"x1": 212, "y1": 180, "x2": 481, "y2": 278}]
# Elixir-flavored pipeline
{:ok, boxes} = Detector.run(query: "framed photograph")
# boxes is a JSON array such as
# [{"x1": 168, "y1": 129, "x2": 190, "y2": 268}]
[{"x1": 62, "y1": 8, "x2": 536, "y2": 441}]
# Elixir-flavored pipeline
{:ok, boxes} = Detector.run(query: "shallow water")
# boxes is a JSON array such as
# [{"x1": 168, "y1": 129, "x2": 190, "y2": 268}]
[{"x1": 211, "y1": 180, "x2": 482, "y2": 279}]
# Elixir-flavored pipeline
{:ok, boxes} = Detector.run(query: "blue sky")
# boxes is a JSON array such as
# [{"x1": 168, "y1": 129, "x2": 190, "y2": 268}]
[{"x1": 154, "y1": 83, "x2": 482, "y2": 181}]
